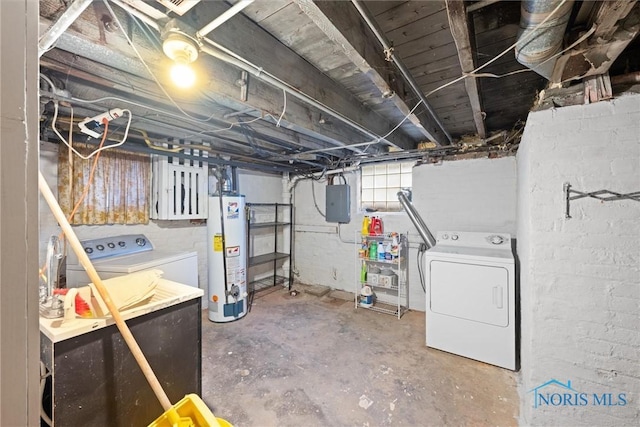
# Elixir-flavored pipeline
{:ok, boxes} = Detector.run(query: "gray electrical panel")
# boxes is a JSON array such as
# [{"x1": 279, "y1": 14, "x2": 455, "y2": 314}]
[{"x1": 326, "y1": 184, "x2": 351, "y2": 223}]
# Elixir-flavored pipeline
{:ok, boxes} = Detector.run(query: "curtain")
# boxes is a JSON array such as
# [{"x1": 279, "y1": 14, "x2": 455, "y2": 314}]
[{"x1": 58, "y1": 144, "x2": 150, "y2": 225}]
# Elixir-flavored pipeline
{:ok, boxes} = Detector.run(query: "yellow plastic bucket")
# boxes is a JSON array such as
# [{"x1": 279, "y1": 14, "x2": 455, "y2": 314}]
[{"x1": 148, "y1": 394, "x2": 232, "y2": 427}]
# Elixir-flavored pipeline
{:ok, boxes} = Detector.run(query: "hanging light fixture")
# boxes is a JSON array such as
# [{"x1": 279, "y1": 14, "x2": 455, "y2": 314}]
[{"x1": 162, "y1": 31, "x2": 199, "y2": 88}]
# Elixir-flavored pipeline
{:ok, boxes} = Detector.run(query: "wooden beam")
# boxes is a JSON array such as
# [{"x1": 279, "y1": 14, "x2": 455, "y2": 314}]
[
  {"x1": 467, "y1": 0, "x2": 502, "y2": 13},
  {"x1": 445, "y1": 0, "x2": 487, "y2": 138},
  {"x1": 551, "y1": 3, "x2": 640, "y2": 83},
  {"x1": 185, "y1": 1, "x2": 418, "y2": 150},
  {"x1": 0, "y1": 0, "x2": 40, "y2": 425},
  {"x1": 591, "y1": 0, "x2": 638, "y2": 40},
  {"x1": 292, "y1": 0, "x2": 449, "y2": 145},
  {"x1": 38, "y1": 17, "x2": 379, "y2": 156}
]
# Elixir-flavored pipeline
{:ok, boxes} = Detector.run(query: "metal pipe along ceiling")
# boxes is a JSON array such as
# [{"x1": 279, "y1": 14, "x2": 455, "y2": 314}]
[
  {"x1": 196, "y1": 0, "x2": 255, "y2": 38},
  {"x1": 109, "y1": 1, "x2": 387, "y2": 153},
  {"x1": 515, "y1": 0, "x2": 575, "y2": 79},
  {"x1": 39, "y1": 0, "x2": 94, "y2": 57},
  {"x1": 351, "y1": 0, "x2": 453, "y2": 145}
]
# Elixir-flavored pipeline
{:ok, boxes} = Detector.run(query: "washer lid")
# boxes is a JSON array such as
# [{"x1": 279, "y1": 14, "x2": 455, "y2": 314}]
[{"x1": 67, "y1": 250, "x2": 197, "y2": 273}]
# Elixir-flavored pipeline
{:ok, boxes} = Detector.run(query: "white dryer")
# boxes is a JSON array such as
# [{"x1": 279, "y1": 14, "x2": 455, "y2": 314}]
[{"x1": 424, "y1": 231, "x2": 516, "y2": 370}]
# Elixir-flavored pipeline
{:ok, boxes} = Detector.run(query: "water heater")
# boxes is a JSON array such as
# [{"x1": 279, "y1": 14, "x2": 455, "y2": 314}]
[{"x1": 207, "y1": 195, "x2": 247, "y2": 322}]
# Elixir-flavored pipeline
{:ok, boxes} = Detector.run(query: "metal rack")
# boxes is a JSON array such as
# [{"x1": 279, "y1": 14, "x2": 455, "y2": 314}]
[
  {"x1": 246, "y1": 203, "x2": 293, "y2": 298},
  {"x1": 355, "y1": 232, "x2": 408, "y2": 319},
  {"x1": 563, "y1": 182, "x2": 640, "y2": 218}
]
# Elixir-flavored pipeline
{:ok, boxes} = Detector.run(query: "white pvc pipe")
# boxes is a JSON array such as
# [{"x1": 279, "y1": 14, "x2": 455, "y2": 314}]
[
  {"x1": 38, "y1": 0, "x2": 94, "y2": 57},
  {"x1": 110, "y1": 0, "x2": 161, "y2": 31},
  {"x1": 196, "y1": 0, "x2": 255, "y2": 39}
]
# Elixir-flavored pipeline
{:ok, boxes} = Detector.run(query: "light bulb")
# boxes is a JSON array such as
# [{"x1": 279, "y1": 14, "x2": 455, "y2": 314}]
[{"x1": 170, "y1": 62, "x2": 196, "y2": 88}]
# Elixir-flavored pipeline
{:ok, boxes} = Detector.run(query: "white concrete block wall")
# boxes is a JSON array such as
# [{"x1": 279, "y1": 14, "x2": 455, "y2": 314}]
[
  {"x1": 293, "y1": 157, "x2": 518, "y2": 311},
  {"x1": 517, "y1": 94, "x2": 640, "y2": 426},
  {"x1": 38, "y1": 149, "x2": 284, "y2": 306}
]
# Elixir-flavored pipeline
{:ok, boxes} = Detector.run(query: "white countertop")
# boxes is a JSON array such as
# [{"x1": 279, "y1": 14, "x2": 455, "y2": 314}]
[{"x1": 40, "y1": 279, "x2": 203, "y2": 343}]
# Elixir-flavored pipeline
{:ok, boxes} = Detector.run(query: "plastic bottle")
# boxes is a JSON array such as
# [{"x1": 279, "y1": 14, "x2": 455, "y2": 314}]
[
  {"x1": 361, "y1": 216, "x2": 370, "y2": 236},
  {"x1": 385, "y1": 241, "x2": 392, "y2": 260},
  {"x1": 360, "y1": 263, "x2": 367, "y2": 283},
  {"x1": 371, "y1": 217, "x2": 383, "y2": 236},
  {"x1": 369, "y1": 240, "x2": 377, "y2": 260},
  {"x1": 391, "y1": 233, "x2": 399, "y2": 259},
  {"x1": 377, "y1": 240, "x2": 385, "y2": 260}
]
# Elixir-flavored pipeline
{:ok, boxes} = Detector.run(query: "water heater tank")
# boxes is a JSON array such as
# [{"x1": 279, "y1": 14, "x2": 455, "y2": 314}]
[{"x1": 207, "y1": 195, "x2": 247, "y2": 322}]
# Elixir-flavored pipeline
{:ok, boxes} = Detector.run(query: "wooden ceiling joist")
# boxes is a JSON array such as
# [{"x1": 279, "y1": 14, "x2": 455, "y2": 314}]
[{"x1": 445, "y1": 0, "x2": 487, "y2": 139}]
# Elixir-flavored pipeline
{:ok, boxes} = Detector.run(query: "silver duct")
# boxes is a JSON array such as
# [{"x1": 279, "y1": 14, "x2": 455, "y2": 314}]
[
  {"x1": 397, "y1": 190, "x2": 436, "y2": 249},
  {"x1": 515, "y1": 0, "x2": 574, "y2": 80}
]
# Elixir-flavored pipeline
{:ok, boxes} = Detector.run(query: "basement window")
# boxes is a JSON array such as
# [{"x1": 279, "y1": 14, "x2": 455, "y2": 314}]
[{"x1": 361, "y1": 162, "x2": 413, "y2": 212}]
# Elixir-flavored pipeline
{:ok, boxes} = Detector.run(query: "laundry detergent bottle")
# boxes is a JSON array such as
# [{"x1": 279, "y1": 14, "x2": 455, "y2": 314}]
[{"x1": 361, "y1": 216, "x2": 370, "y2": 236}]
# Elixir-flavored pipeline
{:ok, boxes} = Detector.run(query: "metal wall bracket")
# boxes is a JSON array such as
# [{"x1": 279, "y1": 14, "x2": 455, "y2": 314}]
[{"x1": 563, "y1": 182, "x2": 640, "y2": 219}]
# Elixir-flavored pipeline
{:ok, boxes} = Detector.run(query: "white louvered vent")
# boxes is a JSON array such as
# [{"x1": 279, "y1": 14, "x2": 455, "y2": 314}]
[
  {"x1": 155, "y1": 0, "x2": 201, "y2": 16},
  {"x1": 151, "y1": 147, "x2": 208, "y2": 220}
]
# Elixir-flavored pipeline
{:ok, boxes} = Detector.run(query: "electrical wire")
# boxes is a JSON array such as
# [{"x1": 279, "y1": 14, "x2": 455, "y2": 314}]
[
  {"x1": 38, "y1": 116, "x2": 109, "y2": 280},
  {"x1": 106, "y1": 0, "x2": 296, "y2": 138},
  {"x1": 51, "y1": 100, "x2": 132, "y2": 159},
  {"x1": 425, "y1": 0, "x2": 570, "y2": 101},
  {"x1": 102, "y1": 0, "x2": 222, "y2": 125},
  {"x1": 276, "y1": 89, "x2": 287, "y2": 127},
  {"x1": 310, "y1": 179, "x2": 326, "y2": 218},
  {"x1": 416, "y1": 243, "x2": 427, "y2": 293},
  {"x1": 357, "y1": 0, "x2": 572, "y2": 151}
]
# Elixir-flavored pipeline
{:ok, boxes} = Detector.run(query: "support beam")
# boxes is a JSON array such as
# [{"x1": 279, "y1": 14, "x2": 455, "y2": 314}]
[
  {"x1": 39, "y1": 17, "x2": 375, "y2": 156},
  {"x1": 38, "y1": 0, "x2": 93, "y2": 56},
  {"x1": 1, "y1": 0, "x2": 40, "y2": 425},
  {"x1": 467, "y1": 0, "x2": 502, "y2": 13},
  {"x1": 446, "y1": 0, "x2": 487, "y2": 138},
  {"x1": 184, "y1": 1, "x2": 417, "y2": 150},
  {"x1": 590, "y1": 0, "x2": 637, "y2": 40},
  {"x1": 294, "y1": 0, "x2": 449, "y2": 145},
  {"x1": 550, "y1": 2, "x2": 640, "y2": 83}
]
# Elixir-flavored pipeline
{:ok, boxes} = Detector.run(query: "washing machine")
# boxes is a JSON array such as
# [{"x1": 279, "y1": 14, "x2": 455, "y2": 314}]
[
  {"x1": 66, "y1": 234, "x2": 202, "y2": 306},
  {"x1": 424, "y1": 231, "x2": 516, "y2": 370}
]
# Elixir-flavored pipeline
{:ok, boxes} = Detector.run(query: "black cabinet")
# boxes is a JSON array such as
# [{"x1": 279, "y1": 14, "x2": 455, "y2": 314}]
[{"x1": 40, "y1": 299, "x2": 202, "y2": 426}]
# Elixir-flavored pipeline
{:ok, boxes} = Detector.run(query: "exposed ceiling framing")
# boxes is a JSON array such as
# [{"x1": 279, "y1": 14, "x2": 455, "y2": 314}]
[{"x1": 38, "y1": 0, "x2": 640, "y2": 173}]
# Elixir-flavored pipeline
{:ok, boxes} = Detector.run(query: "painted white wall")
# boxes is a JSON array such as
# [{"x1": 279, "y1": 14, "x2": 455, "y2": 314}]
[
  {"x1": 38, "y1": 148, "x2": 284, "y2": 305},
  {"x1": 293, "y1": 156, "x2": 518, "y2": 311},
  {"x1": 517, "y1": 94, "x2": 640, "y2": 426}
]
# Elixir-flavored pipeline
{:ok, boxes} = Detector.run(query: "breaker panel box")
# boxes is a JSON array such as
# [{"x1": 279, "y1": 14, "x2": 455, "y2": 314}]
[{"x1": 326, "y1": 184, "x2": 351, "y2": 223}]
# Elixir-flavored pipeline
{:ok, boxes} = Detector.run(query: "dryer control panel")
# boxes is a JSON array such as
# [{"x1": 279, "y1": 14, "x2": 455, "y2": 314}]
[{"x1": 436, "y1": 231, "x2": 511, "y2": 250}]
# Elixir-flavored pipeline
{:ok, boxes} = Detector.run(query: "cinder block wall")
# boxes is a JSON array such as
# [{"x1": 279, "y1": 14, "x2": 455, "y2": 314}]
[
  {"x1": 517, "y1": 94, "x2": 640, "y2": 426},
  {"x1": 38, "y1": 149, "x2": 284, "y2": 305},
  {"x1": 293, "y1": 157, "x2": 517, "y2": 310}
]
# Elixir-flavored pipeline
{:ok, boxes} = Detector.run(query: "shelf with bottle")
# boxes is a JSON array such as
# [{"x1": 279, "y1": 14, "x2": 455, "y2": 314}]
[
  {"x1": 355, "y1": 230, "x2": 408, "y2": 319},
  {"x1": 358, "y1": 231, "x2": 402, "y2": 263}
]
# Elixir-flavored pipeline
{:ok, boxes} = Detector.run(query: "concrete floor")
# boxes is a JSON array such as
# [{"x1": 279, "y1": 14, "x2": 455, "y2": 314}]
[{"x1": 201, "y1": 285, "x2": 518, "y2": 426}]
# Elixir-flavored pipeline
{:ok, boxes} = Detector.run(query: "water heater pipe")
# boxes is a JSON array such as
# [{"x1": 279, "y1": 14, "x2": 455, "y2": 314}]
[{"x1": 397, "y1": 190, "x2": 436, "y2": 249}]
